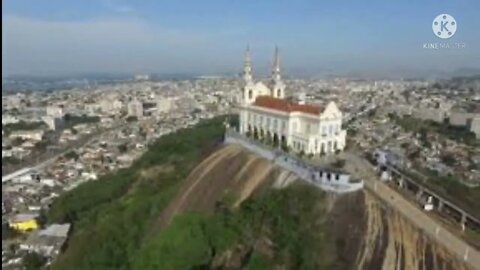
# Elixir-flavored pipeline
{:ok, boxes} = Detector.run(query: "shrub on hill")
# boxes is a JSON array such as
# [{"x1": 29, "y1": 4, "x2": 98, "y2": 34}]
[
  {"x1": 134, "y1": 184, "x2": 333, "y2": 270},
  {"x1": 48, "y1": 115, "x2": 228, "y2": 269}
]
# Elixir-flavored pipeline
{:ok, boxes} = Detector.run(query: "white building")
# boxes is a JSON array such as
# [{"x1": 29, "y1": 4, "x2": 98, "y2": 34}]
[
  {"x1": 113, "y1": 99, "x2": 124, "y2": 112},
  {"x1": 46, "y1": 106, "x2": 64, "y2": 118},
  {"x1": 157, "y1": 98, "x2": 173, "y2": 114},
  {"x1": 10, "y1": 130, "x2": 44, "y2": 141},
  {"x1": 99, "y1": 99, "x2": 114, "y2": 114},
  {"x1": 20, "y1": 223, "x2": 71, "y2": 258},
  {"x1": 471, "y1": 117, "x2": 480, "y2": 139},
  {"x1": 415, "y1": 107, "x2": 446, "y2": 123},
  {"x1": 127, "y1": 99, "x2": 144, "y2": 118},
  {"x1": 42, "y1": 116, "x2": 63, "y2": 130},
  {"x1": 238, "y1": 46, "x2": 346, "y2": 155},
  {"x1": 449, "y1": 112, "x2": 476, "y2": 127},
  {"x1": 2, "y1": 115, "x2": 20, "y2": 125},
  {"x1": 134, "y1": 74, "x2": 150, "y2": 81}
]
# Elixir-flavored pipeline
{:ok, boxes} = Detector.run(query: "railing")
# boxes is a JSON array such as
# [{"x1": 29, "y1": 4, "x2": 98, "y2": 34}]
[
  {"x1": 385, "y1": 163, "x2": 480, "y2": 224},
  {"x1": 224, "y1": 129, "x2": 364, "y2": 193}
]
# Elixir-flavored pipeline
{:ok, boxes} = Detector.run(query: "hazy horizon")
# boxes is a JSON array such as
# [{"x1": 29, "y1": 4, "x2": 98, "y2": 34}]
[{"x1": 3, "y1": 0, "x2": 480, "y2": 78}]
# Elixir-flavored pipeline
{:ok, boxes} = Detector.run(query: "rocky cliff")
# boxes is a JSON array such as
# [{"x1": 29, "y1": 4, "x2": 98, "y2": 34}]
[{"x1": 161, "y1": 144, "x2": 473, "y2": 270}]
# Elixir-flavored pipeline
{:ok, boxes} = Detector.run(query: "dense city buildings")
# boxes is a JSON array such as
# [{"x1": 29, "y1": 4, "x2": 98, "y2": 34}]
[
  {"x1": 3, "y1": 1, "x2": 480, "y2": 269},
  {"x1": 1, "y1": 62, "x2": 479, "y2": 270}
]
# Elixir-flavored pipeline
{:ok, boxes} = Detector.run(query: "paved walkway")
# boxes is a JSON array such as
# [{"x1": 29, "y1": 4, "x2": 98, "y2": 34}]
[{"x1": 344, "y1": 153, "x2": 480, "y2": 270}]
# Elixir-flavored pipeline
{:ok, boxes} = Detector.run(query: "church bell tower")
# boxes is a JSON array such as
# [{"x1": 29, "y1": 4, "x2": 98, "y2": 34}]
[
  {"x1": 242, "y1": 45, "x2": 256, "y2": 105},
  {"x1": 271, "y1": 46, "x2": 285, "y2": 99}
]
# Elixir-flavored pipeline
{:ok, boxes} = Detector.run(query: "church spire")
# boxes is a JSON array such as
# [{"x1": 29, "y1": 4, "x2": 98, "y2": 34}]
[
  {"x1": 244, "y1": 45, "x2": 253, "y2": 83},
  {"x1": 272, "y1": 45, "x2": 281, "y2": 82},
  {"x1": 271, "y1": 46, "x2": 285, "y2": 99}
]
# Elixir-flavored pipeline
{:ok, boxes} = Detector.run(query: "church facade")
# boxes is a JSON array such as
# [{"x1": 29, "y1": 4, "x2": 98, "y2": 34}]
[{"x1": 237, "y1": 46, "x2": 346, "y2": 155}]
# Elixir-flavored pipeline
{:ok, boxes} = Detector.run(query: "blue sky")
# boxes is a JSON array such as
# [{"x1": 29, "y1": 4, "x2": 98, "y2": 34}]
[{"x1": 2, "y1": 0, "x2": 480, "y2": 77}]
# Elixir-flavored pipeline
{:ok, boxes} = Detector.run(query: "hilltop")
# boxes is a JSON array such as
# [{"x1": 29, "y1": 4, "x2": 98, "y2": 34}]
[{"x1": 45, "y1": 116, "x2": 472, "y2": 270}]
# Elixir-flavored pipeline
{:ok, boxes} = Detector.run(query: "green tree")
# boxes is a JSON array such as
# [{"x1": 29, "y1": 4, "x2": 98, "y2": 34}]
[
  {"x1": 117, "y1": 143, "x2": 128, "y2": 153},
  {"x1": 48, "y1": 116, "x2": 229, "y2": 270},
  {"x1": 23, "y1": 252, "x2": 47, "y2": 270},
  {"x1": 332, "y1": 159, "x2": 346, "y2": 168},
  {"x1": 126, "y1": 116, "x2": 138, "y2": 122},
  {"x1": 441, "y1": 153, "x2": 456, "y2": 166},
  {"x1": 2, "y1": 223, "x2": 20, "y2": 240},
  {"x1": 64, "y1": 151, "x2": 79, "y2": 161}
]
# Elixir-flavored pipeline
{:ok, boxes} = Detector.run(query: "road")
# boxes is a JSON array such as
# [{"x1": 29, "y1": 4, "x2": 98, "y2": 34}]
[
  {"x1": 3, "y1": 122, "x2": 129, "y2": 176},
  {"x1": 33, "y1": 122, "x2": 132, "y2": 171},
  {"x1": 343, "y1": 152, "x2": 480, "y2": 270}
]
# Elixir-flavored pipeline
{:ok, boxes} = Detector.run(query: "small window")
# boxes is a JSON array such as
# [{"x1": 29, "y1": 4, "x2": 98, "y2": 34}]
[
  {"x1": 327, "y1": 173, "x2": 331, "y2": 180},
  {"x1": 335, "y1": 174, "x2": 340, "y2": 180},
  {"x1": 319, "y1": 171, "x2": 323, "y2": 177},
  {"x1": 248, "y1": 89, "x2": 253, "y2": 99},
  {"x1": 277, "y1": 89, "x2": 281, "y2": 97}
]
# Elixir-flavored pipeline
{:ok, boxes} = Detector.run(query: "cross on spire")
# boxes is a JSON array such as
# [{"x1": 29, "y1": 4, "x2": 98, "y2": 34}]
[
  {"x1": 244, "y1": 45, "x2": 253, "y2": 83},
  {"x1": 272, "y1": 45, "x2": 281, "y2": 82}
]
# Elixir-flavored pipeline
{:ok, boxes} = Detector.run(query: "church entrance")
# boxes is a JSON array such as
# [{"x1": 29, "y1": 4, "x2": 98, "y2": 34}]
[
  {"x1": 252, "y1": 127, "x2": 258, "y2": 139},
  {"x1": 273, "y1": 133, "x2": 280, "y2": 148},
  {"x1": 280, "y1": 135, "x2": 288, "y2": 151},
  {"x1": 265, "y1": 131, "x2": 273, "y2": 145}
]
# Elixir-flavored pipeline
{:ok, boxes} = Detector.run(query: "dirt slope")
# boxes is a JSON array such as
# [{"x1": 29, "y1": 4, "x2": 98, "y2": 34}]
[
  {"x1": 328, "y1": 191, "x2": 473, "y2": 270},
  {"x1": 156, "y1": 144, "x2": 292, "y2": 229},
  {"x1": 154, "y1": 144, "x2": 473, "y2": 270}
]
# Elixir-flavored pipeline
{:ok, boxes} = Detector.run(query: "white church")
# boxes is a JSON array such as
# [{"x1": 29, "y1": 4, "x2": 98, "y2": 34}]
[{"x1": 237, "y1": 46, "x2": 347, "y2": 155}]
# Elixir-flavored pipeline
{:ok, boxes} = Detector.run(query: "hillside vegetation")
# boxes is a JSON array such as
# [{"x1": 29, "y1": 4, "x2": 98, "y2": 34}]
[
  {"x1": 135, "y1": 184, "x2": 336, "y2": 270},
  {"x1": 48, "y1": 116, "x2": 227, "y2": 269},
  {"x1": 47, "y1": 115, "x2": 344, "y2": 270},
  {"x1": 45, "y1": 115, "x2": 472, "y2": 270}
]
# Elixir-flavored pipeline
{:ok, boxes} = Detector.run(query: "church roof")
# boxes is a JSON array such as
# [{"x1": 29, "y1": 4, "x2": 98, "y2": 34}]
[
  {"x1": 253, "y1": 96, "x2": 323, "y2": 115},
  {"x1": 253, "y1": 81, "x2": 271, "y2": 92}
]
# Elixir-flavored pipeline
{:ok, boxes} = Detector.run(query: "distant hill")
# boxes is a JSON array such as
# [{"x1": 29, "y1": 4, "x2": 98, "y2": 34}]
[{"x1": 450, "y1": 68, "x2": 480, "y2": 78}]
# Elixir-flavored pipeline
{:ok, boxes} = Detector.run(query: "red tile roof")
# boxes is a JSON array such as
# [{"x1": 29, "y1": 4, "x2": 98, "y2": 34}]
[{"x1": 253, "y1": 96, "x2": 322, "y2": 115}]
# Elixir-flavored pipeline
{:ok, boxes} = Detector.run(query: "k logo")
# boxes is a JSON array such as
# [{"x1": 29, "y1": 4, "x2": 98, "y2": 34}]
[{"x1": 432, "y1": 14, "x2": 457, "y2": 39}]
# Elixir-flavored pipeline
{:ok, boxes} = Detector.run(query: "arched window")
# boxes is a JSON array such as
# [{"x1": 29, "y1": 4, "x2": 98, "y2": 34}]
[
  {"x1": 277, "y1": 89, "x2": 281, "y2": 97},
  {"x1": 248, "y1": 89, "x2": 253, "y2": 99}
]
